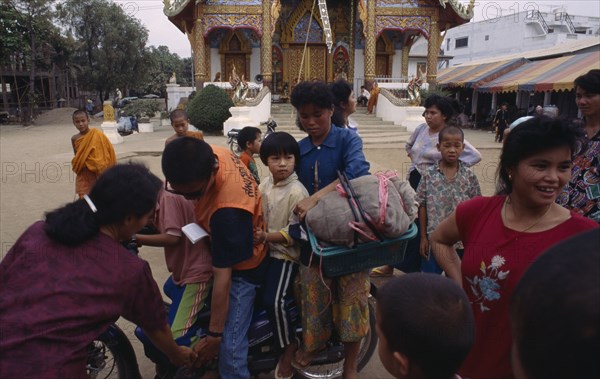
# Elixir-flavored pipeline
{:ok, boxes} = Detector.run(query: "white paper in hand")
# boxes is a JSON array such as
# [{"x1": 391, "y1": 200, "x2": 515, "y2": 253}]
[{"x1": 181, "y1": 223, "x2": 209, "y2": 244}]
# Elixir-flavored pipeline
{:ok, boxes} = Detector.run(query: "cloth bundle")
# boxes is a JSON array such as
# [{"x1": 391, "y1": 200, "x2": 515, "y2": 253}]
[{"x1": 305, "y1": 172, "x2": 418, "y2": 247}]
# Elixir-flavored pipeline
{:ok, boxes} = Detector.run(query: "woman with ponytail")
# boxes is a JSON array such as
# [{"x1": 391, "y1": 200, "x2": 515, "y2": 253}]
[{"x1": 0, "y1": 163, "x2": 197, "y2": 378}]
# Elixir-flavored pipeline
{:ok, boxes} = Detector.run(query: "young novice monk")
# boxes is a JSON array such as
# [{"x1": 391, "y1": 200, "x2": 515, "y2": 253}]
[
  {"x1": 165, "y1": 109, "x2": 204, "y2": 146},
  {"x1": 377, "y1": 274, "x2": 475, "y2": 379},
  {"x1": 237, "y1": 126, "x2": 262, "y2": 184},
  {"x1": 254, "y1": 132, "x2": 309, "y2": 379},
  {"x1": 416, "y1": 126, "x2": 481, "y2": 273},
  {"x1": 71, "y1": 109, "x2": 116, "y2": 198}
]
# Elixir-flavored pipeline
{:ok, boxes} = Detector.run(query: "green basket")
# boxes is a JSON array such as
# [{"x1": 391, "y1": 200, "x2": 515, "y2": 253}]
[{"x1": 307, "y1": 223, "x2": 418, "y2": 277}]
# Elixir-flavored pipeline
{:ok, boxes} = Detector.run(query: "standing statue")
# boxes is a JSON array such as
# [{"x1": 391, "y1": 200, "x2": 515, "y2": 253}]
[
  {"x1": 407, "y1": 67, "x2": 426, "y2": 106},
  {"x1": 229, "y1": 64, "x2": 249, "y2": 106}
]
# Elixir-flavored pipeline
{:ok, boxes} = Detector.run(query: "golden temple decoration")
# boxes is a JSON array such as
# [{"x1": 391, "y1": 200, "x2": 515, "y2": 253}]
[
  {"x1": 271, "y1": 0, "x2": 281, "y2": 37},
  {"x1": 364, "y1": 0, "x2": 376, "y2": 81},
  {"x1": 357, "y1": 0, "x2": 367, "y2": 38}
]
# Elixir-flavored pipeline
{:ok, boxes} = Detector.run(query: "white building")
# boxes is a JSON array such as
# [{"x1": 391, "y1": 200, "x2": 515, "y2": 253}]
[{"x1": 412, "y1": 4, "x2": 599, "y2": 67}]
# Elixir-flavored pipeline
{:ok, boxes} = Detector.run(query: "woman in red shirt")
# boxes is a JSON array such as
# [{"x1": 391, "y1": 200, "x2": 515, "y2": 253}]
[{"x1": 431, "y1": 117, "x2": 599, "y2": 379}]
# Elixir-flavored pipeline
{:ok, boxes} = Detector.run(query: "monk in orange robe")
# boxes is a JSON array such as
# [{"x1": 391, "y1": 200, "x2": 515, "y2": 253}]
[
  {"x1": 71, "y1": 110, "x2": 116, "y2": 198},
  {"x1": 165, "y1": 109, "x2": 204, "y2": 146},
  {"x1": 367, "y1": 81, "x2": 380, "y2": 114}
]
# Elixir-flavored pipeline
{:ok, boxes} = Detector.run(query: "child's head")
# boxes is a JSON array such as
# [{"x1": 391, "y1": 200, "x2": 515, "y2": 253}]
[
  {"x1": 377, "y1": 274, "x2": 474, "y2": 379},
  {"x1": 237, "y1": 126, "x2": 262, "y2": 155},
  {"x1": 259, "y1": 132, "x2": 299, "y2": 183},
  {"x1": 437, "y1": 126, "x2": 465, "y2": 165},
  {"x1": 170, "y1": 109, "x2": 189, "y2": 136},
  {"x1": 510, "y1": 229, "x2": 600, "y2": 379},
  {"x1": 72, "y1": 109, "x2": 90, "y2": 133}
]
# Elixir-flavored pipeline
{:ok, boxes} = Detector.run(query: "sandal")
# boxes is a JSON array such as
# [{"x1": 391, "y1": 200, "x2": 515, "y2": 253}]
[{"x1": 370, "y1": 266, "x2": 393, "y2": 277}]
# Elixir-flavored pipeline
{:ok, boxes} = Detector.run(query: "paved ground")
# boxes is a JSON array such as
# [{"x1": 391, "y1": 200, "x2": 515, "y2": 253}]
[{"x1": 0, "y1": 117, "x2": 501, "y2": 378}]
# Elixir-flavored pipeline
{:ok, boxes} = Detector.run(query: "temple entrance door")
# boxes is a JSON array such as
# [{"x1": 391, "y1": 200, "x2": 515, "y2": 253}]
[
  {"x1": 224, "y1": 54, "x2": 247, "y2": 82},
  {"x1": 288, "y1": 44, "x2": 327, "y2": 82},
  {"x1": 376, "y1": 55, "x2": 389, "y2": 77},
  {"x1": 375, "y1": 35, "x2": 392, "y2": 77}
]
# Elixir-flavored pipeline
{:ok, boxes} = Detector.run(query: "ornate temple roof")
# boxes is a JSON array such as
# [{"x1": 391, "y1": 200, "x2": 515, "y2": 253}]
[{"x1": 162, "y1": 0, "x2": 476, "y2": 35}]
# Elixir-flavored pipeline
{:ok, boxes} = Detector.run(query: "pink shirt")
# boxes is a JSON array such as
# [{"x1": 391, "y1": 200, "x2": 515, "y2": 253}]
[{"x1": 156, "y1": 190, "x2": 212, "y2": 285}]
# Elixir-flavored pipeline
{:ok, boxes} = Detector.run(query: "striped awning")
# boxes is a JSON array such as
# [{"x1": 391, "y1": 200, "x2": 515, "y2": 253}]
[
  {"x1": 478, "y1": 51, "x2": 600, "y2": 93},
  {"x1": 437, "y1": 58, "x2": 527, "y2": 88}
]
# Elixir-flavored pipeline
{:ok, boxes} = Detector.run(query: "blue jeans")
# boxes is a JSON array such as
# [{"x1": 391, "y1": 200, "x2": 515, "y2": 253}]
[{"x1": 219, "y1": 276, "x2": 260, "y2": 379}]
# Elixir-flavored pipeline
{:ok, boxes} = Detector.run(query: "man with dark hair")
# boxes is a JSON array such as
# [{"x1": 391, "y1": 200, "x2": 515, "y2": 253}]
[
  {"x1": 493, "y1": 102, "x2": 510, "y2": 143},
  {"x1": 376, "y1": 273, "x2": 474, "y2": 379},
  {"x1": 510, "y1": 229, "x2": 600, "y2": 379},
  {"x1": 162, "y1": 137, "x2": 268, "y2": 378}
]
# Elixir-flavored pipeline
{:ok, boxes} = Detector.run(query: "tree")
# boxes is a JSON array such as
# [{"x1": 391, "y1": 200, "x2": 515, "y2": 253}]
[
  {"x1": 57, "y1": 0, "x2": 150, "y2": 101},
  {"x1": 140, "y1": 45, "x2": 183, "y2": 97},
  {"x1": 0, "y1": 3, "x2": 28, "y2": 112},
  {"x1": 5, "y1": 0, "x2": 57, "y2": 122}
]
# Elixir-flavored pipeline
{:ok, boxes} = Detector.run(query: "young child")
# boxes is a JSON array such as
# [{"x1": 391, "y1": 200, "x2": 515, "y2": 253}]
[
  {"x1": 253, "y1": 132, "x2": 309, "y2": 379},
  {"x1": 377, "y1": 274, "x2": 474, "y2": 379},
  {"x1": 134, "y1": 188, "x2": 213, "y2": 375},
  {"x1": 165, "y1": 109, "x2": 204, "y2": 146},
  {"x1": 416, "y1": 126, "x2": 481, "y2": 273},
  {"x1": 71, "y1": 109, "x2": 116, "y2": 198},
  {"x1": 237, "y1": 126, "x2": 262, "y2": 184}
]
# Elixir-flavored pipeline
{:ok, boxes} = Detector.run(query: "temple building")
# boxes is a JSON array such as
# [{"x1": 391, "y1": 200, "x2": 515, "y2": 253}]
[{"x1": 163, "y1": 0, "x2": 475, "y2": 93}]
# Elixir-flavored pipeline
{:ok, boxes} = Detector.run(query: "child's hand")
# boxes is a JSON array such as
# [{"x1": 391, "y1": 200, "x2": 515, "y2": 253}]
[
  {"x1": 419, "y1": 237, "x2": 430, "y2": 259},
  {"x1": 253, "y1": 228, "x2": 266, "y2": 245}
]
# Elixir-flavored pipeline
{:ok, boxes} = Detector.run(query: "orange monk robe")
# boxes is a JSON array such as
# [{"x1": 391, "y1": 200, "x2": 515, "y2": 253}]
[
  {"x1": 185, "y1": 130, "x2": 204, "y2": 140},
  {"x1": 72, "y1": 128, "x2": 117, "y2": 198},
  {"x1": 367, "y1": 86, "x2": 380, "y2": 114}
]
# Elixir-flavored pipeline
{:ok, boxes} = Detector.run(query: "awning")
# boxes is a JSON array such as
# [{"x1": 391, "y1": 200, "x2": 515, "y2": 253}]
[
  {"x1": 437, "y1": 58, "x2": 527, "y2": 88},
  {"x1": 478, "y1": 51, "x2": 600, "y2": 93}
]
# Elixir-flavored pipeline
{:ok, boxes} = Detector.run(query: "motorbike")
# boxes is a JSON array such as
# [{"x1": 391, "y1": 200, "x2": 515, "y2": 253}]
[
  {"x1": 167, "y1": 284, "x2": 378, "y2": 379},
  {"x1": 87, "y1": 283, "x2": 379, "y2": 379},
  {"x1": 86, "y1": 232, "x2": 380, "y2": 379},
  {"x1": 87, "y1": 325, "x2": 141, "y2": 379},
  {"x1": 227, "y1": 118, "x2": 278, "y2": 154}
]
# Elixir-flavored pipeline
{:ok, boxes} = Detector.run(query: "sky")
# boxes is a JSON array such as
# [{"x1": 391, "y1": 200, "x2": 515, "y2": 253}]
[{"x1": 114, "y1": 0, "x2": 600, "y2": 59}]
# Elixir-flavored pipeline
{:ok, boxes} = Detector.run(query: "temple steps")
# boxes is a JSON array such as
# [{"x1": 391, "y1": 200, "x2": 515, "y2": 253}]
[{"x1": 269, "y1": 103, "x2": 411, "y2": 146}]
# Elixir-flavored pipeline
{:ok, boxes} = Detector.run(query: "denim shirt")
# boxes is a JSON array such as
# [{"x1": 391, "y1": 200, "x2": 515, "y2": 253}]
[{"x1": 296, "y1": 124, "x2": 370, "y2": 195}]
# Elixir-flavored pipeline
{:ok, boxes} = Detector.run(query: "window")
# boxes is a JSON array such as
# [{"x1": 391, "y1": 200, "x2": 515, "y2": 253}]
[
  {"x1": 455, "y1": 37, "x2": 468, "y2": 48},
  {"x1": 446, "y1": 38, "x2": 450, "y2": 50},
  {"x1": 485, "y1": 35, "x2": 489, "y2": 41}
]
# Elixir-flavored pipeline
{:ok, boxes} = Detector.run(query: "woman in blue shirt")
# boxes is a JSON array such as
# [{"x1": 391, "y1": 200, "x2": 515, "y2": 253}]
[{"x1": 291, "y1": 81, "x2": 370, "y2": 379}]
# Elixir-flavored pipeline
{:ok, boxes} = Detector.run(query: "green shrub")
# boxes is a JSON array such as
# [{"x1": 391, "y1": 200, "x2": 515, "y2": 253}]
[
  {"x1": 121, "y1": 100, "x2": 161, "y2": 121},
  {"x1": 186, "y1": 85, "x2": 233, "y2": 134}
]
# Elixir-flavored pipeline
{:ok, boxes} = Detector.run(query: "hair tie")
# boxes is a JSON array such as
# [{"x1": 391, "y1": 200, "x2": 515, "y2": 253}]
[{"x1": 83, "y1": 194, "x2": 98, "y2": 213}]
